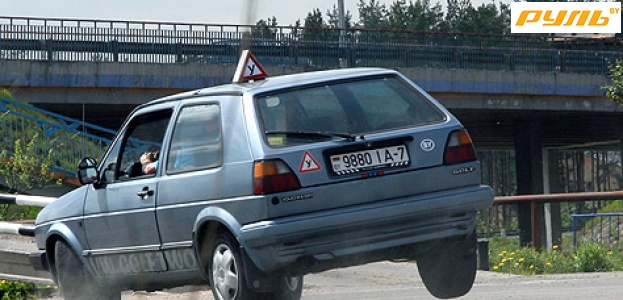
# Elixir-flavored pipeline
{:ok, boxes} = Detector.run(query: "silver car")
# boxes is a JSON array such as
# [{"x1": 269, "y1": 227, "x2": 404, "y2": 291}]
[{"x1": 30, "y1": 65, "x2": 493, "y2": 300}]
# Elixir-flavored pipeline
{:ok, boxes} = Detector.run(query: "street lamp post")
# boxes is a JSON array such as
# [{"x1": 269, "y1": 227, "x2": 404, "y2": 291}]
[{"x1": 338, "y1": 0, "x2": 347, "y2": 67}]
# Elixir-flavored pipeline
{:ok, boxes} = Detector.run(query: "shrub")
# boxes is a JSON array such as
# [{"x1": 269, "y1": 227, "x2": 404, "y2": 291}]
[
  {"x1": 0, "y1": 280, "x2": 35, "y2": 300},
  {"x1": 575, "y1": 242, "x2": 619, "y2": 272},
  {"x1": 0, "y1": 136, "x2": 58, "y2": 221},
  {"x1": 0, "y1": 89, "x2": 14, "y2": 100},
  {"x1": 489, "y1": 237, "x2": 623, "y2": 275}
]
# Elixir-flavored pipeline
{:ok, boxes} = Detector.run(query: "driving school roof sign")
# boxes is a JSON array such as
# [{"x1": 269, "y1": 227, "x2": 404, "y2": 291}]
[
  {"x1": 511, "y1": 2, "x2": 622, "y2": 34},
  {"x1": 232, "y1": 50, "x2": 268, "y2": 83}
]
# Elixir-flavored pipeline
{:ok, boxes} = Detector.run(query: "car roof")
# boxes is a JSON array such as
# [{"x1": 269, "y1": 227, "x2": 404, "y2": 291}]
[{"x1": 142, "y1": 67, "x2": 398, "y2": 108}]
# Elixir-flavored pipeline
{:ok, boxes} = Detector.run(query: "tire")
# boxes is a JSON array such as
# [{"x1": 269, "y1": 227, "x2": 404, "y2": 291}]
[
  {"x1": 207, "y1": 231, "x2": 303, "y2": 300},
  {"x1": 54, "y1": 240, "x2": 121, "y2": 300},
  {"x1": 208, "y1": 231, "x2": 257, "y2": 300},
  {"x1": 416, "y1": 231, "x2": 477, "y2": 299}
]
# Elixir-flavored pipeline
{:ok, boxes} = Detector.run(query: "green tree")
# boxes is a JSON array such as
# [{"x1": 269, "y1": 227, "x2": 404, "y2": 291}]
[
  {"x1": 443, "y1": 0, "x2": 473, "y2": 32},
  {"x1": 357, "y1": 0, "x2": 391, "y2": 43},
  {"x1": 303, "y1": 8, "x2": 329, "y2": 41},
  {"x1": 387, "y1": 0, "x2": 409, "y2": 30},
  {"x1": 472, "y1": 2, "x2": 511, "y2": 35},
  {"x1": 357, "y1": 0, "x2": 389, "y2": 29},
  {"x1": 406, "y1": 0, "x2": 444, "y2": 31},
  {"x1": 304, "y1": 8, "x2": 325, "y2": 29},
  {"x1": 252, "y1": 17, "x2": 278, "y2": 39},
  {"x1": 441, "y1": 0, "x2": 510, "y2": 34},
  {"x1": 603, "y1": 59, "x2": 623, "y2": 105},
  {"x1": 383, "y1": 0, "x2": 444, "y2": 42}
]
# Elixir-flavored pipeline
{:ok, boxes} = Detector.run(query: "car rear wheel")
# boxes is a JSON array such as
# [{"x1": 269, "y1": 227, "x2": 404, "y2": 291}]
[
  {"x1": 54, "y1": 240, "x2": 120, "y2": 300},
  {"x1": 207, "y1": 231, "x2": 303, "y2": 300},
  {"x1": 208, "y1": 231, "x2": 256, "y2": 300},
  {"x1": 416, "y1": 230, "x2": 477, "y2": 299}
]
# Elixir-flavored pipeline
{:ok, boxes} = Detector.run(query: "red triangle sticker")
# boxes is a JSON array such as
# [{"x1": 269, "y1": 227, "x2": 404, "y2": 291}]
[
  {"x1": 299, "y1": 151, "x2": 322, "y2": 173},
  {"x1": 232, "y1": 50, "x2": 268, "y2": 83}
]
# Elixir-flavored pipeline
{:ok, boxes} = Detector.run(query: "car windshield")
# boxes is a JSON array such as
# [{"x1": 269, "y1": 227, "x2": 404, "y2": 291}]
[{"x1": 256, "y1": 75, "x2": 446, "y2": 147}]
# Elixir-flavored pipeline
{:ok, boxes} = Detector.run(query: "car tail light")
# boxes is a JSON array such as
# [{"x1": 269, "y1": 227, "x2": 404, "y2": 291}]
[
  {"x1": 444, "y1": 129, "x2": 477, "y2": 165},
  {"x1": 253, "y1": 160, "x2": 301, "y2": 195}
]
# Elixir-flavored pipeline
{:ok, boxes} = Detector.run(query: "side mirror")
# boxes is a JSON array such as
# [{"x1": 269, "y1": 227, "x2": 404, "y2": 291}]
[{"x1": 78, "y1": 157, "x2": 99, "y2": 185}]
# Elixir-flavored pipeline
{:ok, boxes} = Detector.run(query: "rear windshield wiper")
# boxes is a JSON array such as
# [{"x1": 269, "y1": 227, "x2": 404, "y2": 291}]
[{"x1": 265, "y1": 130, "x2": 358, "y2": 142}]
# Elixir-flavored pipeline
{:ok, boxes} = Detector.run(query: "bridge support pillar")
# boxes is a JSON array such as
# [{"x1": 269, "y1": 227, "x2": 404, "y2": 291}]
[{"x1": 514, "y1": 117, "x2": 544, "y2": 248}]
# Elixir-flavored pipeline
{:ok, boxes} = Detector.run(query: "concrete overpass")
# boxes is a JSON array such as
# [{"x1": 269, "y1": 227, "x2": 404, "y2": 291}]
[{"x1": 1, "y1": 59, "x2": 620, "y2": 148}]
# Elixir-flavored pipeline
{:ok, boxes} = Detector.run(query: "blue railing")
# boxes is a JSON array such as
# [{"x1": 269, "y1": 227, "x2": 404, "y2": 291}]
[
  {"x1": 1, "y1": 16, "x2": 622, "y2": 74},
  {"x1": 573, "y1": 213, "x2": 623, "y2": 249},
  {"x1": 0, "y1": 97, "x2": 116, "y2": 175}
]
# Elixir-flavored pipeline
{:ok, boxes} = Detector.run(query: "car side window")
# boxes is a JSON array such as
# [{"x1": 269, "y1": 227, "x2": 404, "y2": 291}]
[
  {"x1": 100, "y1": 109, "x2": 173, "y2": 183},
  {"x1": 167, "y1": 104, "x2": 222, "y2": 173}
]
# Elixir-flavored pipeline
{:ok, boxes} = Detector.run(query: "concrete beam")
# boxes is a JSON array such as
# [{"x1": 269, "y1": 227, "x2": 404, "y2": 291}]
[{"x1": 3, "y1": 60, "x2": 608, "y2": 94}]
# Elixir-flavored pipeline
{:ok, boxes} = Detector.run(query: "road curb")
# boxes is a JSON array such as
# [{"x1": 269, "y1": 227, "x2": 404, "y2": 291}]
[{"x1": 0, "y1": 250, "x2": 53, "y2": 284}]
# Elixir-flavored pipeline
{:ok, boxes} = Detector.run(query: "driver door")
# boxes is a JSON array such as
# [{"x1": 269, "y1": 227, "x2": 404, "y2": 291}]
[{"x1": 82, "y1": 107, "x2": 174, "y2": 276}]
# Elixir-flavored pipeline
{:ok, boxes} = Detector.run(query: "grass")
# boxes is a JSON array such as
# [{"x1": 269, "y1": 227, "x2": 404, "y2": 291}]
[{"x1": 488, "y1": 236, "x2": 623, "y2": 275}]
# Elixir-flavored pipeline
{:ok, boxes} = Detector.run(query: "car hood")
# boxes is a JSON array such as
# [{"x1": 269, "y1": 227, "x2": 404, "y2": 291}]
[{"x1": 35, "y1": 185, "x2": 87, "y2": 225}]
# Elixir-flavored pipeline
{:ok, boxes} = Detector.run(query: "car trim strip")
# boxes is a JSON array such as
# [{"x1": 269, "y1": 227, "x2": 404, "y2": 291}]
[
  {"x1": 81, "y1": 207, "x2": 156, "y2": 219},
  {"x1": 35, "y1": 216, "x2": 83, "y2": 228},
  {"x1": 161, "y1": 241, "x2": 193, "y2": 250},
  {"x1": 83, "y1": 244, "x2": 161, "y2": 256}
]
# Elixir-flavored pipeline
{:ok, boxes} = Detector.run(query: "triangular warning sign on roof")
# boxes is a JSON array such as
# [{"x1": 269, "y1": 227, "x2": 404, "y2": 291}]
[{"x1": 232, "y1": 50, "x2": 268, "y2": 83}]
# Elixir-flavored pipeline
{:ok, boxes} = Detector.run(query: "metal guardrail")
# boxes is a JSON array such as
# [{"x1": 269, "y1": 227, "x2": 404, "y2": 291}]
[
  {"x1": 0, "y1": 16, "x2": 622, "y2": 74},
  {"x1": 494, "y1": 191, "x2": 623, "y2": 250},
  {"x1": 493, "y1": 191, "x2": 623, "y2": 205},
  {"x1": 0, "y1": 97, "x2": 115, "y2": 175},
  {"x1": 0, "y1": 193, "x2": 56, "y2": 236},
  {"x1": 573, "y1": 213, "x2": 623, "y2": 249},
  {"x1": 0, "y1": 221, "x2": 34, "y2": 236}
]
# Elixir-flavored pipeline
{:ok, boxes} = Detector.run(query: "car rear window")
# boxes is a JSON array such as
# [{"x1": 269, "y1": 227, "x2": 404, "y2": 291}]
[{"x1": 256, "y1": 75, "x2": 446, "y2": 147}]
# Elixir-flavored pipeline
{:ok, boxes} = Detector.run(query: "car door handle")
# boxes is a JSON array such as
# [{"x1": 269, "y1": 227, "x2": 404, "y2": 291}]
[{"x1": 137, "y1": 187, "x2": 154, "y2": 199}]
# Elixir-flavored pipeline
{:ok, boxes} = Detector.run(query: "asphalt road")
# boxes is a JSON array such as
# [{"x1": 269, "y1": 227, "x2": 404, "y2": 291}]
[
  {"x1": 8, "y1": 228, "x2": 619, "y2": 300},
  {"x1": 37, "y1": 261, "x2": 623, "y2": 300}
]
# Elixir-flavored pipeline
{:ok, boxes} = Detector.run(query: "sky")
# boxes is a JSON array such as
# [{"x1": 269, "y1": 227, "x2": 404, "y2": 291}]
[{"x1": 0, "y1": 0, "x2": 507, "y2": 27}]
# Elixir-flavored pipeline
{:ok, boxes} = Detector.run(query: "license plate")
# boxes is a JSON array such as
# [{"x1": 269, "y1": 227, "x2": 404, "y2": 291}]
[{"x1": 330, "y1": 145, "x2": 409, "y2": 175}]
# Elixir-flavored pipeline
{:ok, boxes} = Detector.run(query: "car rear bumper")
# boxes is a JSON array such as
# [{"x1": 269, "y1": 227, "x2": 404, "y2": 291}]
[{"x1": 239, "y1": 184, "x2": 494, "y2": 273}]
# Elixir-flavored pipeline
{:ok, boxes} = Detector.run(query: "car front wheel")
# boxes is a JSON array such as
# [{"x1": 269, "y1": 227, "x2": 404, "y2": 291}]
[
  {"x1": 416, "y1": 230, "x2": 478, "y2": 299},
  {"x1": 54, "y1": 240, "x2": 120, "y2": 300}
]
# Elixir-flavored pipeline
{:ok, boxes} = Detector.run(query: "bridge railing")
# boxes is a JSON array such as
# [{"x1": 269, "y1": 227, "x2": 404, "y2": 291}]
[
  {"x1": 0, "y1": 97, "x2": 115, "y2": 175},
  {"x1": 573, "y1": 213, "x2": 623, "y2": 249},
  {"x1": 0, "y1": 16, "x2": 621, "y2": 74}
]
